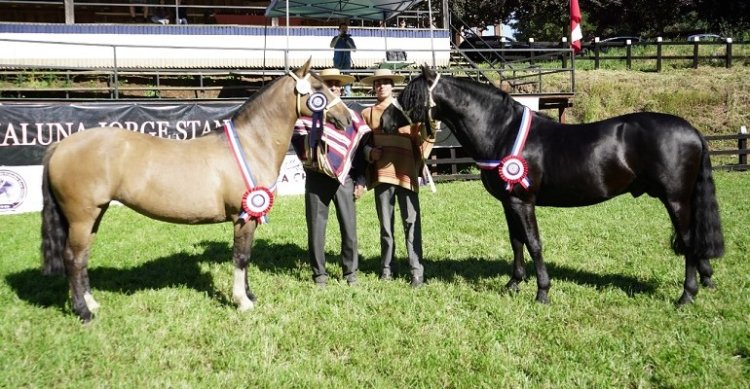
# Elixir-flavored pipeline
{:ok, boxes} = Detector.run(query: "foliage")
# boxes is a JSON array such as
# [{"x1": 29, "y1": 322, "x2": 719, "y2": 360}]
[
  {"x1": 543, "y1": 67, "x2": 750, "y2": 137},
  {"x1": 448, "y1": 0, "x2": 750, "y2": 42},
  {"x1": 1, "y1": 174, "x2": 749, "y2": 387}
]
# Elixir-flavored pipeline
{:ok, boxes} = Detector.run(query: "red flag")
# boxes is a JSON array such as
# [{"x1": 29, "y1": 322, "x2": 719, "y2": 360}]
[{"x1": 569, "y1": 0, "x2": 583, "y2": 53}]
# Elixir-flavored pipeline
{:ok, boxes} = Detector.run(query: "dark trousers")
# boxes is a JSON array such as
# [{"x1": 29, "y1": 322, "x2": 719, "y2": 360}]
[
  {"x1": 374, "y1": 184, "x2": 424, "y2": 278},
  {"x1": 305, "y1": 169, "x2": 358, "y2": 283}
]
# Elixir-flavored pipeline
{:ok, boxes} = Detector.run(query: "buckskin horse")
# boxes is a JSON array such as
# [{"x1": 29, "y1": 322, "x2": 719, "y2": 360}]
[
  {"x1": 379, "y1": 66, "x2": 724, "y2": 305},
  {"x1": 41, "y1": 58, "x2": 352, "y2": 322}
]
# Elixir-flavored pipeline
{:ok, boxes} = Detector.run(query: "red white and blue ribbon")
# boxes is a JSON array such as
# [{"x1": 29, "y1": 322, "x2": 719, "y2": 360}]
[
  {"x1": 476, "y1": 106, "x2": 533, "y2": 191},
  {"x1": 224, "y1": 120, "x2": 275, "y2": 224}
]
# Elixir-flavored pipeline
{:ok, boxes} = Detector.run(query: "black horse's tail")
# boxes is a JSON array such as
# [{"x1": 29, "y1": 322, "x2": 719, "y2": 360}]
[
  {"x1": 41, "y1": 144, "x2": 68, "y2": 276},
  {"x1": 686, "y1": 139, "x2": 724, "y2": 259}
]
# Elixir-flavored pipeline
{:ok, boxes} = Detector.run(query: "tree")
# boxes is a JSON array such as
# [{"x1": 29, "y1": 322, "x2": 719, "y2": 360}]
[{"x1": 447, "y1": 0, "x2": 749, "y2": 42}]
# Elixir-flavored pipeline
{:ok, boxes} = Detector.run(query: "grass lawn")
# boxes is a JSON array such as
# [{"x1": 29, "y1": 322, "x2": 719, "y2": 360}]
[{"x1": 1, "y1": 172, "x2": 749, "y2": 387}]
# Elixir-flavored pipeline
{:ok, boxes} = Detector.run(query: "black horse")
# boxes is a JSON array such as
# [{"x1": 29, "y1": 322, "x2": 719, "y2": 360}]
[{"x1": 380, "y1": 66, "x2": 724, "y2": 305}]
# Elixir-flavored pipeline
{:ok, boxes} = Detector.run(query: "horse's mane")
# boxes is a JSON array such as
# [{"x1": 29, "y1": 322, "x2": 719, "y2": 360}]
[
  {"x1": 200, "y1": 71, "x2": 327, "y2": 136},
  {"x1": 397, "y1": 75, "x2": 431, "y2": 122},
  {"x1": 399, "y1": 73, "x2": 554, "y2": 123},
  {"x1": 231, "y1": 75, "x2": 285, "y2": 122}
]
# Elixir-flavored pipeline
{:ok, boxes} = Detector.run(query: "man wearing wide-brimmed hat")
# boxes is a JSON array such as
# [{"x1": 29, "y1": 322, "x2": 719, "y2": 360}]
[
  {"x1": 291, "y1": 68, "x2": 371, "y2": 287},
  {"x1": 360, "y1": 68, "x2": 432, "y2": 287}
]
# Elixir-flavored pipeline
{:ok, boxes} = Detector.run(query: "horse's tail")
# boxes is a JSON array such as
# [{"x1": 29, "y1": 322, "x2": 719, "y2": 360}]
[
  {"x1": 684, "y1": 139, "x2": 724, "y2": 259},
  {"x1": 41, "y1": 144, "x2": 68, "y2": 276}
]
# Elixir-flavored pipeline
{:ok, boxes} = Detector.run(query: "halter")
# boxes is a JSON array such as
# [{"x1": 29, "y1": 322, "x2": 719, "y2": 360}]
[
  {"x1": 423, "y1": 73, "x2": 442, "y2": 140},
  {"x1": 288, "y1": 71, "x2": 343, "y2": 118},
  {"x1": 226, "y1": 70, "x2": 346, "y2": 224}
]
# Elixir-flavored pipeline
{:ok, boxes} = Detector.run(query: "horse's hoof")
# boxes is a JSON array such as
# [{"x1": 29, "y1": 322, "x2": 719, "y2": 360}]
[
  {"x1": 535, "y1": 291, "x2": 549, "y2": 304},
  {"x1": 237, "y1": 299, "x2": 255, "y2": 312},
  {"x1": 77, "y1": 309, "x2": 93, "y2": 324},
  {"x1": 505, "y1": 280, "x2": 521, "y2": 293},
  {"x1": 84, "y1": 292, "x2": 100, "y2": 312},
  {"x1": 676, "y1": 292, "x2": 695, "y2": 307},
  {"x1": 700, "y1": 277, "x2": 716, "y2": 289}
]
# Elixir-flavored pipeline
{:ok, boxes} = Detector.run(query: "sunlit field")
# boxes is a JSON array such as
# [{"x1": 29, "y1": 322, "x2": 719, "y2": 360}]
[{"x1": 1, "y1": 171, "x2": 748, "y2": 387}]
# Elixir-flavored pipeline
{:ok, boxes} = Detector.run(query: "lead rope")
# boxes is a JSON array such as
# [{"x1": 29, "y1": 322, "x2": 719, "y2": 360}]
[{"x1": 393, "y1": 91, "x2": 437, "y2": 193}]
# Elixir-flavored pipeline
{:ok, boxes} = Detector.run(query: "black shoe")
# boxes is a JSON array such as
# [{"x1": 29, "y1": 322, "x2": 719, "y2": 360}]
[
  {"x1": 313, "y1": 276, "x2": 328, "y2": 288},
  {"x1": 410, "y1": 276, "x2": 424, "y2": 288}
]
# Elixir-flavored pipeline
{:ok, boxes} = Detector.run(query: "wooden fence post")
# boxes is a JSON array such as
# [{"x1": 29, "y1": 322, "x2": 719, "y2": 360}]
[
  {"x1": 692, "y1": 36, "x2": 699, "y2": 68},
  {"x1": 594, "y1": 37, "x2": 600, "y2": 69},
  {"x1": 726, "y1": 38, "x2": 733, "y2": 68},
  {"x1": 528, "y1": 37, "x2": 535, "y2": 66},
  {"x1": 626, "y1": 39, "x2": 632, "y2": 69},
  {"x1": 656, "y1": 37, "x2": 662, "y2": 72},
  {"x1": 561, "y1": 37, "x2": 568, "y2": 68},
  {"x1": 740, "y1": 126, "x2": 748, "y2": 167}
]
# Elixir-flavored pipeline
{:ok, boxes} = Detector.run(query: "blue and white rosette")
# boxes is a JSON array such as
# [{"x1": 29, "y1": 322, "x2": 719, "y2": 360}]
[{"x1": 306, "y1": 92, "x2": 328, "y2": 158}]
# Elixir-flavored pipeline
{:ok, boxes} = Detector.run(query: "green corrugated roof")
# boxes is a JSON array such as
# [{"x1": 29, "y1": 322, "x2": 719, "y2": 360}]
[{"x1": 265, "y1": 0, "x2": 424, "y2": 22}]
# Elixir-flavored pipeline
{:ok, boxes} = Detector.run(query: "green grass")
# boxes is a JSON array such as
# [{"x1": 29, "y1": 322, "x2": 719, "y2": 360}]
[{"x1": 1, "y1": 173, "x2": 749, "y2": 387}]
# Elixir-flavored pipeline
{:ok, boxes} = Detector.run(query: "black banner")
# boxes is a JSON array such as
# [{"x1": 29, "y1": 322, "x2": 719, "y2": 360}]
[
  {"x1": 0, "y1": 101, "x2": 460, "y2": 166},
  {"x1": 0, "y1": 102, "x2": 242, "y2": 166}
]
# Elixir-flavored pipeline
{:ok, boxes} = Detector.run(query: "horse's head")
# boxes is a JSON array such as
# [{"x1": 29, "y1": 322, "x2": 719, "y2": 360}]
[
  {"x1": 379, "y1": 100, "x2": 412, "y2": 135},
  {"x1": 291, "y1": 58, "x2": 352, "y2": 130},
  {"x1": 380, "y1": 65, "x2": 438, "y2": 136}
]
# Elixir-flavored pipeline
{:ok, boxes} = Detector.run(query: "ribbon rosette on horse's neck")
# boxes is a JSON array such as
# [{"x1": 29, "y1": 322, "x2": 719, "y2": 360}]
[
  {"x1": 305, "y1": 92, "x2": 329, "y2": 162},
  {"x1": 224, "y1": 120, "x2": 275, "y2": 224},
  {"x1": 476, "y1": 106, "x2": 533, "y2": 191},
  {"x1": 224, "y1": 70, "x2": 339, "y2": 224}
]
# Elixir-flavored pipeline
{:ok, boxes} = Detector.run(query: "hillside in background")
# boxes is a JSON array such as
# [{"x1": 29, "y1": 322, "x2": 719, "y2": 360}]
[{"x1": 565, "y1": 68, "x2": 750, "y2": 135}]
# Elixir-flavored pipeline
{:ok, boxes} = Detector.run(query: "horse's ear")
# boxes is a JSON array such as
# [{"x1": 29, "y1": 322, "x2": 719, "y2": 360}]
[
  {"x1": 421, "y1": 64, "x2": 436, "y2": 83},
  {"x1": 296, "y1": 56, "x2": 313, "y2": 77}
]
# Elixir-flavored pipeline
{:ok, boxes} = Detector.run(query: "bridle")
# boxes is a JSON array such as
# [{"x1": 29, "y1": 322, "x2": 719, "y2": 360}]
[{"x1": 288, "y1": 70, "x2": 345, "y2": 119}]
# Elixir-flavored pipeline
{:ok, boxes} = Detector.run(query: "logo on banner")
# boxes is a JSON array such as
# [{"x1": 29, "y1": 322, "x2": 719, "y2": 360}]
[{"x1": 0, "y1": 169, "x2": 27, "y2": 211}]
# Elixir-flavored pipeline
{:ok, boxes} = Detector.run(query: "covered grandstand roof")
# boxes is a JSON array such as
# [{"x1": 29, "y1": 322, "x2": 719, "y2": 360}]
[{"x1": 265, "y1": 0, "x2": 424, "y2": 22}]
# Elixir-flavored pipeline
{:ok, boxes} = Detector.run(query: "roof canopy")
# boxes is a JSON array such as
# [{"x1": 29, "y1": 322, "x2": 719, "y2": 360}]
[{"x1": 265, "y1": 0, "x2": 424, "y2": 22}]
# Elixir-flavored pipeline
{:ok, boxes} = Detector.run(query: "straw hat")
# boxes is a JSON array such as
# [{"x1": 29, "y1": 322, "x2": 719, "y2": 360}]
[
  {"x1": 360, "y1": 68, "x2": 405, "y2": 85},
  {"x1": 318, "y1": 68, "x2": 355, "y2": 85}
]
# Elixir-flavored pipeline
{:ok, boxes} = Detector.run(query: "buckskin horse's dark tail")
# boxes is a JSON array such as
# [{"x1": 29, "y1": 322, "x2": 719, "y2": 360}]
[
  {"x1": 41, "y1": 144, "x2": 67, "y2": 276},
  {"x1": 685, "y1": 139, "x2": 724, "y2": 259}
]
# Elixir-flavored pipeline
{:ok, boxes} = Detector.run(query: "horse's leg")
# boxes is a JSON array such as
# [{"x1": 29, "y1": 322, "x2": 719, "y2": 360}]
[
  {"x1": 502, "y1": 202, "x2": 527, "y2": 293},
  {"x1": 663, "y1": 198, "x2": 702, "y2": 305},
  {"x1": 64, "y1": 219, "x2": 98, "y2": 322},
  {"x1": 507, "y1": 200, "x2": 550, "y2": 303},
  {"x1": 82, "y1": 267, "x2": 100, "y2": 312},
  {"x1": 698, "y1": 259, "x2": 716, "y2": 288},
  {"x1": 81, "y1": 204, "x2": 108, "y2": 313},
  {"x1": 232, "y1": 220, "x2": 258, "y2": 312}
]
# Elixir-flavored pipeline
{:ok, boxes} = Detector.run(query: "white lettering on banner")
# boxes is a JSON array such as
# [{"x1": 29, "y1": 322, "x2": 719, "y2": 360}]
[
  {"x1": 174, "y1": 119, "x2": 226, "y2": 140},
  {"x1": 275, "y1": 155, "x2": 306, "y2": 196},
  {"x1": 1, "y1": 122, "x2": 86, "y2": 146},
  {"x1": 1, "y1": 119, "x2": 233, "y2": 146}
]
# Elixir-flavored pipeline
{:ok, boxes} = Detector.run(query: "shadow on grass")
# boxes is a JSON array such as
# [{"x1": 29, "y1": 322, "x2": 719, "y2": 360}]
[
  {"x1": 396, "y1": 255, "x2": 658, "y2": 297},
  {"x1": 7, "y1": 240, "x2": 658, "y2": 313},
  {"x1": 5, "y1": 239, "x2": 307, "y2": 312}
]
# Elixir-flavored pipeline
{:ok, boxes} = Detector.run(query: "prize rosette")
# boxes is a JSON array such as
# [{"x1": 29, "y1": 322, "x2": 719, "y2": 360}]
[
  {"x1": 295, "y1": 78, "x2": 312, "y2": 95},
  {"x1": 306, "y1": 92, "x2": 328, "y2": 113},
  {"x1": 241, "y1": 187, "x2": 274, "y2": 218},
  {"x1": 499, "y1": 155, "x2": 528, "y2": 185}
]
